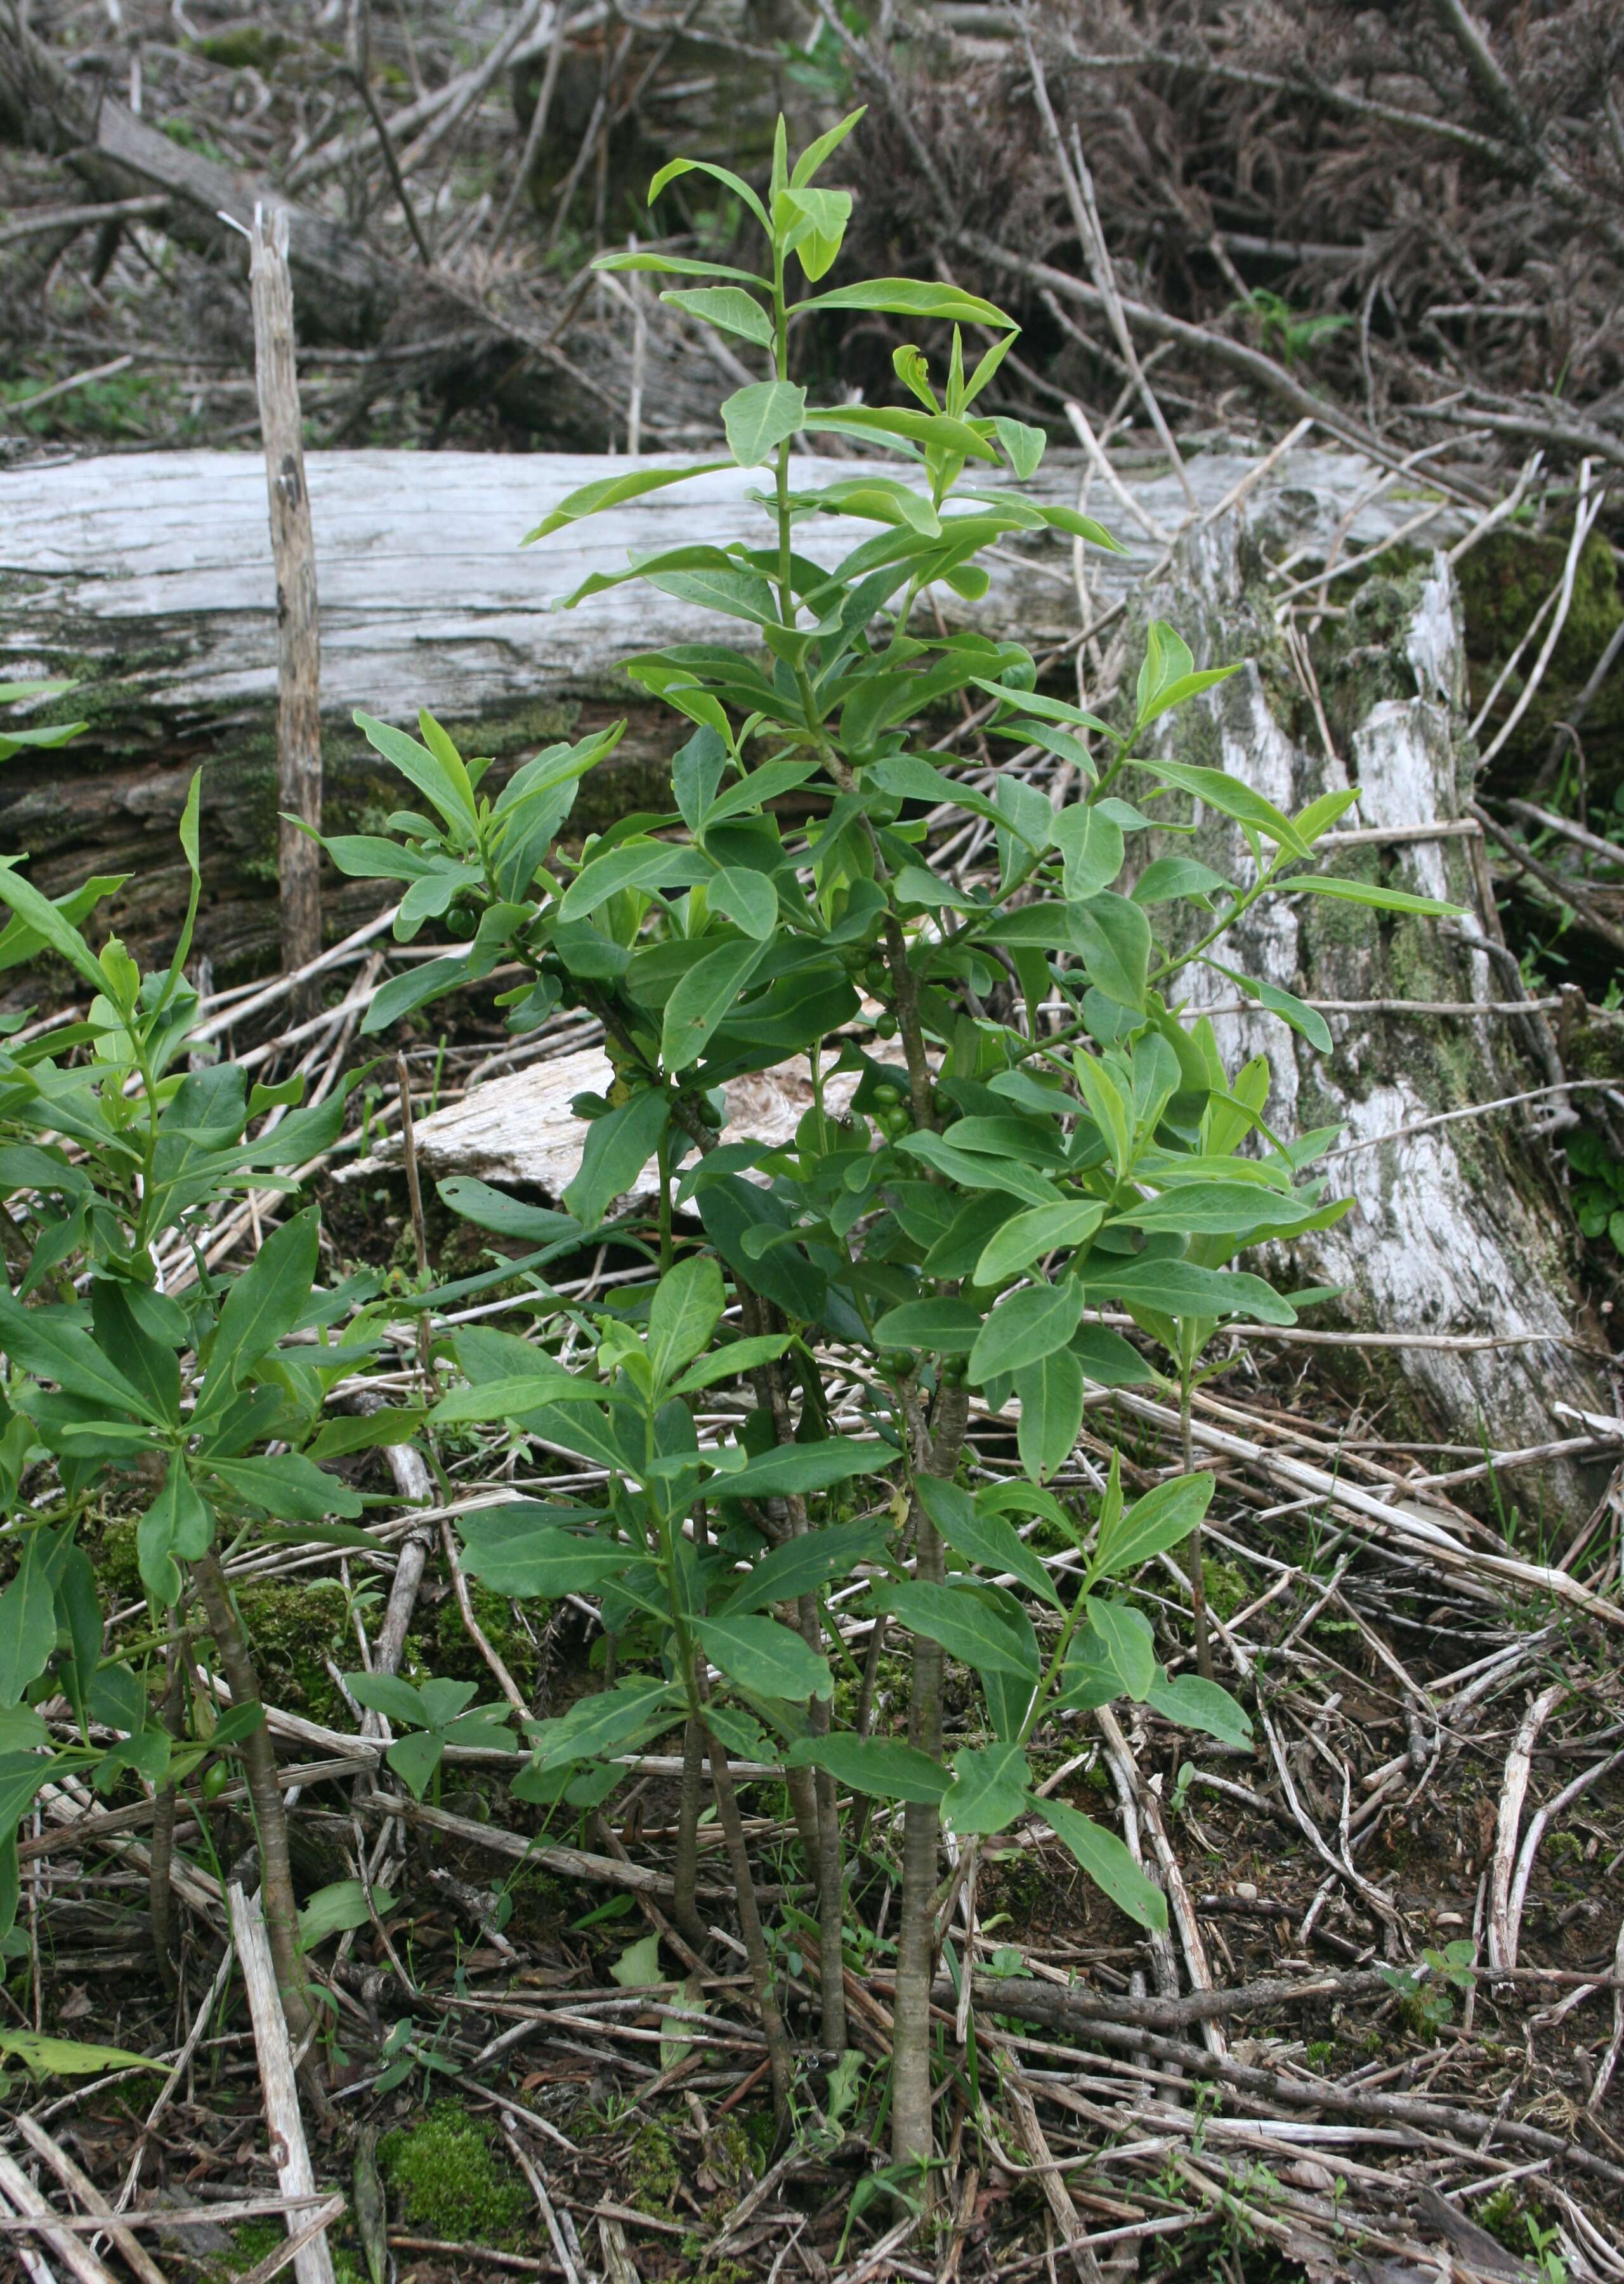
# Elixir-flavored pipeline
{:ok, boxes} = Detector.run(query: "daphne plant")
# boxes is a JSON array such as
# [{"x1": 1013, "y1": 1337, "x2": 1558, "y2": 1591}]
[
  {"x1": 0, "y1": 730, "x2": 409, "y2": 2048},
  {"x1": 330, "y1": 108, "x2": 1461, "y2": 2163}
]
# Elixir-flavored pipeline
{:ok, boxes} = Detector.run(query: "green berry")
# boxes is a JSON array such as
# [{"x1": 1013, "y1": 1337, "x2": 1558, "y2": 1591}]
[
  {"x1": 200, "y1": 1761, "x2": 232, "y2": 1801},
  {"x1": 875, "y1": 1011, "x2": 898, "y2": 1039}
]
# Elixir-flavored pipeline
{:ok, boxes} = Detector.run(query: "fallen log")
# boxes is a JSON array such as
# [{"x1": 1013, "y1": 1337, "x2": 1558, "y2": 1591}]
[
  {"x1": 3, "y1": 437, "x2": 1613, "y2": 1466},
  {"x1": 0, "y1": 438, "x2": 1448, "y2": 966}
]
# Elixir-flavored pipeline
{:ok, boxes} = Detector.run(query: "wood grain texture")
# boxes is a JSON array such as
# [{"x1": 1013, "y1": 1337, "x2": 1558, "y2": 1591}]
[{"x1": 0, "y1": 440, "x2": 1453, "y2": 975}]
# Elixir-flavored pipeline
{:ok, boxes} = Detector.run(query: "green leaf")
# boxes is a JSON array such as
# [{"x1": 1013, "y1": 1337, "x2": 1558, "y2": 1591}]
[
  {"x1": 298, "y1": 1878, "x2": 396, "y2": 1948},
  {"x1": 1203, "y1": 965, "x2": 1332, "y2": 1053},
  {"x1": 386, "y1": 1728, "x2": 447, "y2": 1799},
  {"x1": 661, "y1": 287, "x2": 773, "y2": 346},
  {"x1": 353, "y1": 711, "x2": 475, "y2": 833},
  {"x1": 211, "y1": 1207, "x2": 320, "y2": 1384},
  {"x1": 596, "y1": 251, "x2": 767, "y2": 284},
  {"x1": 669, "y1": 1334, "x2": 791, "y2": 1395},
  {"x1": 790, "y1": 107, "x2": 867, "y2": 188},
  {"x1": 896, "y1": 1131, "x2": 1061, "y2": 1209},
  {"x1": 1276, "y1": 876, "x2": 1467, "y2": 919},
  {"x1": 709, "y1": 867, "x2": 778, "y2": 941},
  {"x1": 648, "y1": 157, "x2": 771, "y2": 235},
  {"x1": 527, "y1": 1677, "x2": 680, "y2": 1771},
  {"x1": 1148, "y1": 1670, "x2": 1252, "y2": 1748},
  {"x1": 558, "y1": 839, "x2": 710, "y2": 922},
  {"x1": 871, "y1": 1297, "x2": 984, "y2": 1354},
  {"x1": 611, "y1": 1933, "x2": 664, "y2": 1990},
  {"x1": 1014, "y1": 1346, "x2": 1085, "y2": 1484},
  {"x1": 943, "y1": 1742, "x2": 1031, "y2": 1835},
  {"x1": 722, "y1": 380, "x2": 806, "y2": 466},
  {"x1": 916, "y1": 1476, "x2": 1059, "y2": 1608},
  {"x1": 0, "y1": 864, "x2": 107, "y2": 992},
  {"x1": 719, "y1": 1517, "x2": 890, "y2": 1615},
  {"x1": 205, "y1": 1454, "x2": 363, "y2": 1521},
  {"x1": 0, "y1": 1537, "x2": 56, "y2": 1709},
  {"x1": 1090, "y1": 1257, "x2": 1295, "y2": 1325},
  {"x1": 1037, "y1": 1793, "x2": 1167, "y2": 1931},
  {"x1": 1084, "y1": 1601, "x2": 1156, "y2": 1698},
  {"x1": 872, "y1": 1582, "x2": 1039, "y2": 1683},
  {"x1": 346, "y1": 1670, "x2": 434, "y2": 1728},
  {"x1": 969, "y1": 1278, "x2": 1085, "y2": 1383},
  {"x1": 662, "y1": 936, "x2": 768, "y2": 1070},
  {"x1": 1051, "y1": 805, "x2": 1125, "y2": 902},
  {"x1": 648, "y1": 1254, "x2": 724, "y2": 1384},
  {"x1": 523, "y1": 462, "x2": 730, "y2": 543},
  {"x1": 974, "y1": 1200, "x2": 1105, "y2": 1287},
  {"x1": 1066, "y1": 893, "x2": 1151, "y2": 1013},
  {"x1": 1096, "y1": 1472, "x2": 1214, "y2": 1575},
  {"x1": 0, "y1": 2029, "x2": 162, "y2": 2079},
  {"x1": 715, "y1": 1438, "x2": 888, "y2": 1502},
  {"x1": 360, "y1": 955, "x2": 471, "y2": 1035},
  {"x1": 458, "y1": 1509, "x2": 630, "y2": 1597},
  {"x1": 1139, "y1": 759, "x2": 1311, "y2": 858},
  {"x1": 564, "y1": 1090, "x2": 671, "y2": 1230},
  {"x1": 136, "y1": 1457, "x2": 214, "y2": 1606},
  {"x1": 697, "y1": 1613, "x2": 832, "y2": 1702},
  {"x1": 436, "y1": 1178, "x2": 579, "y2": 1245},
  {"x1": 0, "y1": 1292, "x2": 160, "y2": 1423},
  {"x1": 1113, "y1": 1183, "x2": 1326, "y2": 1238},
  {"x1": 1131, "y1": 856, "x2": 1233, "y2": 907},
  {"x1": 783, "y1": 1733, "x2": 946, "y2": 1803},
  {"x1": 798, "y1": 279, "x2": 1015, "y2": 328},
  {"x1": 429, "y1": 1368, "x2": 597, "y2": 1424}
]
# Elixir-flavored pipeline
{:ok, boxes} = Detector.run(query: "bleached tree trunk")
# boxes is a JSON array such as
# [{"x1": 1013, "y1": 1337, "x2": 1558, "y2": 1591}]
[{"x1": 1136, "y1": 516, "x2": 1613, "y2": 1491}]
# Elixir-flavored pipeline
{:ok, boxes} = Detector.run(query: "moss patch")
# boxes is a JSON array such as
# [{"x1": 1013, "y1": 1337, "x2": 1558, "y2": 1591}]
[
  {"x1": 235, "y1": 1583, "x2": 353, "y2": 1727},
  {"x1": 623, "y1": 2118, "x2": 681, "y2": 2215},
  {"x1": 377, "y1": 2099, "x2": 528, "y2": 2247}
]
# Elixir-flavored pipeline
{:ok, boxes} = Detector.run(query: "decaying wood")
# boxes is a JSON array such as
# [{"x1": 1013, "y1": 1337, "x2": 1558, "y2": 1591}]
[
  {"x1": 0, "y1": 440, "x2": 1458, "y2": 971},
  {"x1": 225, "y1": 1883, "x2": 338, "y2": 2284},
  {"x1": 251, "y1": 204, "x2": 324, "y2": 997},
  {"x1": 1136, "y1": 515, "x2": 1616, "y2": 1487}
]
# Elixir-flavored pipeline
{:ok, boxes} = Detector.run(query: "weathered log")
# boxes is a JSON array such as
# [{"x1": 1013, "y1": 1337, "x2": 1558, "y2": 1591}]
[
  {"x1": 2, "y1": 434, "x2": 1609, "y2": 1460},
  {"x1": 1137, "y1": 513, "x2": 1614, "y2": 1495},
  {"x1": 0, "y1": 439, "x2": 1451, "y2": 963}
]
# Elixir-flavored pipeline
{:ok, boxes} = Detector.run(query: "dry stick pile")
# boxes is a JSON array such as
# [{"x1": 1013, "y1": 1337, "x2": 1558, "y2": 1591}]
[{"x1": 1, "y1": 430, "x2": 1620, "y2": 2282}]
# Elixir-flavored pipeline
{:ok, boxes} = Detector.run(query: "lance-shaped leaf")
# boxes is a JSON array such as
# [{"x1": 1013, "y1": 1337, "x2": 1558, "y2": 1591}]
[
  {"x1": 662, "y1": 936, "x2": 768, "y2": 1069},
  {"x1": 1276, "y1": 875, "x2": 1467, "y2": 918},
  {"x1": 527, "y1": 1677, "x2": 682, "y2": 1771},
  {"x1": 783, "y1": 1733, "x2": 946, "y2": 1802},
  {"x1": 0, "y1": 1291, "x2": 161, "y2": 1423},
  {"x1": 697, "y1": 1613, "x2": 832, "y2": 1702},
  {"x1": 1037, "y1": 1792, "x2": 1168, "y2": 1931},
  {"x1": 1096, "y1": 1471, "x2": 1215, "y2": 1576},
  {"x1": 719, "y1": 1517, "x2": 889, "y2": 1615},
  {"x1": 712, "y1": 1437, "x2": 889, "y2": 1502},
  {"x1": 459, "y1": 1509, "x2": 631, "y2": 1597},
  {"x1": 210, "y1": 1207, "x2": 320, "y2": 1384},
  {"x1": 661, "y1": 286, "x2": 774, "y2": 346},
  {"x1": 871, "y1": 1582, "x2": 1039, "y2": 1683},
  {"x1": 797, "y1": 278, "x2": 1015, "y2": 328},
  {"x1": 916, "y1": 1476, "x2": 1059, "y2": 1608},
  {"x1": 523, "y1": 462, "x2": 730, "y2": 543},
  {"x1": 969, "y1": 1278, "x2": 1085, "y2": 1384},
  {"x1": 565, "y1": 1090, "x2": 671, "y2": 1230},
  {"x1": 648, "y1": 1254, "x2": 724, "y2": 1384},
  {"x1": 1149, "y1": 1670, "x2": 1253, "y2": 1748}
]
